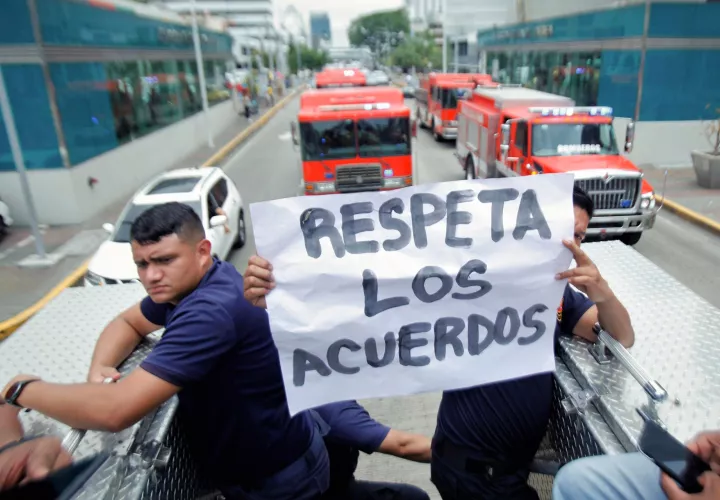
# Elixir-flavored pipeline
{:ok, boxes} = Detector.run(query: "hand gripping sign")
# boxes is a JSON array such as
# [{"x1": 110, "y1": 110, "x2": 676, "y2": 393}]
[{"x1": 250, "y1": 174, "x2": 575, "y2": 414}]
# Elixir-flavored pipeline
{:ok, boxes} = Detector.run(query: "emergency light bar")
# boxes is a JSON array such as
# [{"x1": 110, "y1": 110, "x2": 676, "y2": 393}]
[
  {"x1": 318, "y1": 102, "x2": 392, "y2": 112},
  {"x1": 528, "y1": 106, "x2": 613, "y2": 117}
]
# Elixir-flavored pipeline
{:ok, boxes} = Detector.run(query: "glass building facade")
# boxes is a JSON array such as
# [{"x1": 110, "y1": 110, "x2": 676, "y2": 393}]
[
  {"x1": 477, "y1": 2, "x2": 720, "y2": 122},
  {"x1": 0, "y1": 0, "x2": 234, "y2": 172}
]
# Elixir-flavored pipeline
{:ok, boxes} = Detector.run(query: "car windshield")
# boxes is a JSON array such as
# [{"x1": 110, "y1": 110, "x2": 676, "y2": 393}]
[
  {"x1": 300, "y1": 119, "x2": 356, "y2": 160},
  {"x1": 358, "y1": 117, "x2": 410, "y2": 157},
  {"x1": 440, "y1": 88, "x2": 470, "y2": 108},
  {"x1": 532, "y1": 123, "x2": 620, "y2": 157},
  {"x1": 112, "y1": 201, "x2": 203, "y2": 243}
]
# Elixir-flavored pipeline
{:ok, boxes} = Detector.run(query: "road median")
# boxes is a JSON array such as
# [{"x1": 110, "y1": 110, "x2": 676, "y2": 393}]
[
  {"x1": 656, "y1": 195, "x2": 720, "y2": 236},
  {"x1": 0, "y1": 85, "x2": 304, "y2": 340}
]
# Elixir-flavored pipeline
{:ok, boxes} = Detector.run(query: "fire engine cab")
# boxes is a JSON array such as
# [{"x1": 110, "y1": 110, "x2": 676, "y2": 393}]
[
  {"x1": 415, "y1": 73, "x2": 493, "y2": 141},
  {"x1": 291, "y1": 86, "x2": 416, "y2": 195},
  {"x1": 455, "y1": 85, "x2": 660, "y2": 245},
  {"x1": 314, "y1": 68, "x2": 366, "y2": 89}
]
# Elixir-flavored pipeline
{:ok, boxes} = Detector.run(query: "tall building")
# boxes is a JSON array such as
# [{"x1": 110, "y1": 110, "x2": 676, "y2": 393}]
[
  {"x1": 310, "y1": 12, "x2": 331, "y2": 50},
  {"x1": 153, "y1": 0, "x2": 283, "y2": 70}
]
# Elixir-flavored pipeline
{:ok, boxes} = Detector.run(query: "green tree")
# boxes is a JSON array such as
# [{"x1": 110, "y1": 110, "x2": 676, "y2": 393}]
[
  {"x1": 390, "y1": 32, "x2": 441, "y2": 71},
  {"x1": 287, "y1": 44, "x2": 330, "y2": 73},
  {"x1": 347, "y1": 9, "x2": 410, "y2": 52}
]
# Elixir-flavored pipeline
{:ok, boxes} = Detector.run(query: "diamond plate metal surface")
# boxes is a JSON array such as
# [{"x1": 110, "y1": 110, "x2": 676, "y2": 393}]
[
  {"x1": 0, "y1": 284, "x2": 211, "y2": 499},
  {"x1": 0, "y1": 284, "x2": 151, "y2": 460},
  {"x1": 551, "y1": 241, "x2": 720, "y2": 458}
]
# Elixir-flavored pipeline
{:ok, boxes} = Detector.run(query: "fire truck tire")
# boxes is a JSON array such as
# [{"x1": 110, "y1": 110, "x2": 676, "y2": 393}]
[
  {"x1": 620, "y1": 232, "x2": 642, "y2": 246},
  {"x1": 432, "y1": 121, "x2": 442, "y2": 142},
  {"x1": 465, "y1": 157, "x2": 476, "y2": 180}
]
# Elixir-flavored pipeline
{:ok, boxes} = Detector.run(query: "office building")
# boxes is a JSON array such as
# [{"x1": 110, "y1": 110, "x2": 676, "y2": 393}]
[
  {"x1": 155, "y1": 0, "x2": 283, "y2": 70},
  {"x1": 310, "y1": 12, "x2": 331, "y2": 50},
  {"x1": 475, "y1": 1, "x2": 720, "y2": 166},
  {"x1": 0, "y1": 0, "x2": 235, "y2": 225}
]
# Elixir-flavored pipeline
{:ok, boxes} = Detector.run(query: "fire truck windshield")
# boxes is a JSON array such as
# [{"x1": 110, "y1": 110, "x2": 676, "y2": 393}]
[
  {"x1": 440, "y1": 88, "x2": 470, "y2": 109},
  {"x1": 300, "y1": 117, "x2": 411, "y2": 160},
  {"x1": 531, "y1": 123, "x2": 620, "y2": 157},
  {"x1": 358, "y1": 117, "x2": 410, "y2": 157},
  {"x1": 300, "y1": 119, "x2": 356, "y2": 160}
]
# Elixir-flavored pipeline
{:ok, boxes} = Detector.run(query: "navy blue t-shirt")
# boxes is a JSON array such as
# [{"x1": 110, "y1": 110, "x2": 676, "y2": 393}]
[
  {"x1": 313, "y1": 400, "x2": 390, "y2": 495},
  {"x1": 435, "y1": 284, "x2": 594, "y2": 464},
  {"x1": 139, "y1": 260, "x2": 313, "y2": 490}
]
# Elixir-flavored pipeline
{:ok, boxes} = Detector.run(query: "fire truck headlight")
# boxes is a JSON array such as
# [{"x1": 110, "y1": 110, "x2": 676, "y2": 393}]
[
  {"x1": 314, "y1": 182, "x2": 336, "y2": 193},
  {"x1": 640, "y1": 193, "x2": 655, "y2": 210},
  {"x1": 383, "y1": 177, "x2": 407, "y2": 188}
]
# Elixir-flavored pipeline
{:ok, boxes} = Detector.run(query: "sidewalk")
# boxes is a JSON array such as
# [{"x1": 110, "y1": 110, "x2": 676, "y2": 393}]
[
  {"x1": 640, "y1": 163, "x2": 720, "y2": 228},
  {"x1": 0, "y1": 90, "x2": 299, "y2": 330}
]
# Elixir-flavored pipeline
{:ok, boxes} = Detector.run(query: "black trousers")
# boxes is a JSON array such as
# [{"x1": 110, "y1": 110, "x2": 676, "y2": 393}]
[
  {"x1": 325, "y1": 479, "x2": 431, "y2": 500},
  {"x1": 431, "y1": 436, "x2": 539, "y2": 500}
]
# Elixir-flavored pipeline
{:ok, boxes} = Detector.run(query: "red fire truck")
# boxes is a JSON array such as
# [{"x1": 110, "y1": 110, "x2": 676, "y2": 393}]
[
  {"x1": 314, "y1": 68, "x2": 367, "y2": 89},
  {"x1": 291, "y1": 86, "x2": 416, "y2": 195},
  {"x1": 415, "y1": 73, "x2": 493, "y2": 141},
  {"x1": 455, "y1": 85, "x2": 661, "y2": 245}
]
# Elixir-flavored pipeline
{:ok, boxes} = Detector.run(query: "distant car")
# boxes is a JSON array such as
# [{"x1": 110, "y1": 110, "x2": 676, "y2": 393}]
[
  {"x1": 367, "y1": 71, "x2": 390, "y2": 86},
  {"x1": 0, "y1": 198, "x2": 12, "y2": 241},
  {"x1": 85, "y1": 167, "x2": 246, "y2": 286}
]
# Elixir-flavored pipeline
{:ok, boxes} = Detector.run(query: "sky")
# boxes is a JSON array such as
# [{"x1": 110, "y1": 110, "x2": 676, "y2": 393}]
[{"x1": 276, "y1": 0, "x2": 404, "y2": 47}]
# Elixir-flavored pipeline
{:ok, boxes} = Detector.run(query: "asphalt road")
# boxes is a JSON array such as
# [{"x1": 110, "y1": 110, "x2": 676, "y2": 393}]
[{"x1": 221, "y1": 95, "x2": 720, "y2": 498}]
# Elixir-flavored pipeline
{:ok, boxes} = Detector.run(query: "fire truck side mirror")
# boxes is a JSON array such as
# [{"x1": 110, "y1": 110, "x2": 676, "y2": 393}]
[
  {"x1": 500, "y1": 123, "x2": 511, "y2": 159},
  {"x1": 290, "y1": 121, "x2": 299, "y2": 146},
  {"x1": 624, "y1": 121, "x2": 635, "y2": 153}
]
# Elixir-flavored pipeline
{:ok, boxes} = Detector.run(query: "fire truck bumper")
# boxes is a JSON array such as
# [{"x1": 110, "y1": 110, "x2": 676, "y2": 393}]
[
  {"x1": 586, "y1": 211, "x2": 657, "y2": 237},
  {"x1": 440, "y1": 127, "x2": 458, "y2": 139}
]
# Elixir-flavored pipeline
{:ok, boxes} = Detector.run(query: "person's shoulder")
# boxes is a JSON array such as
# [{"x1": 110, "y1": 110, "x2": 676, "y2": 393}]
[{"x1": 563, "y1": 283, "x2": 594, "y2": 309}]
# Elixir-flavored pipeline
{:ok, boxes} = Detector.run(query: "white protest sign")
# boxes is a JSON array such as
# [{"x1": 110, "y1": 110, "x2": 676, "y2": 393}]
[{"x1": 250, "y1": 174, "x2": 575, "y2": 414}]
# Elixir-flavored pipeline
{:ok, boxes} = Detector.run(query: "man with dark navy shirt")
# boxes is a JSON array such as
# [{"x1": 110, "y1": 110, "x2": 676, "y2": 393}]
[
  {"x1": 1, "y1": 202, "x2": 330, "y2": 500},
  {"x1": 429, "y1": 186, "x2": 636, "y2": 500},
  {"x1": 311, "y1": 400, "x2": 431, "y2": 499}
]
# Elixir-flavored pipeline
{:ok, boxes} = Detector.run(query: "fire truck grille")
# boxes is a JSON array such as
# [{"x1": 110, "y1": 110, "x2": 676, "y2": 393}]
[
  {"x1": 574, "y1": 177, "x2": 641, "y2": 211},
  {"x1": 336, "y1": 165, "x2": 383, "y2": 193}
]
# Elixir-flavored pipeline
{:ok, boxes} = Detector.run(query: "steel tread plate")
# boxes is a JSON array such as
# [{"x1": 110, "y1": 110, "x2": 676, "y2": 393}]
[{"x1": 556, "y1": 241, "x2": 720, "y2": 451}]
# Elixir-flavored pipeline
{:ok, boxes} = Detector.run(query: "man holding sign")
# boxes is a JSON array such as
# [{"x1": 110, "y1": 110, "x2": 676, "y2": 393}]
[{"x1": 247, "y1": 175, "x2": 634, "y2": 498}]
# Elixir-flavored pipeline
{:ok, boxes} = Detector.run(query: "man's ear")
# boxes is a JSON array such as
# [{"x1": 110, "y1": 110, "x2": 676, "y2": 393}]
[{"x1": 197, "y1": 239, "x2": 212, "y2": 257}]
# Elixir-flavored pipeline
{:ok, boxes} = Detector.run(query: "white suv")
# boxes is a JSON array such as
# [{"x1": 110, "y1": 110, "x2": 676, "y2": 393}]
[{"x1": 85, "y1": 167, "x2": 246, "y2": 286}]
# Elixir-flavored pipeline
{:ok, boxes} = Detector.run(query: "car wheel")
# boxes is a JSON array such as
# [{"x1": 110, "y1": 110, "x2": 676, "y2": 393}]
[
  {"x1": 433, "y1": 121, "x2": 442, "y2": 142},
  {"x1": 233, "y1": 210, "x2": 246, "y2": 249}
]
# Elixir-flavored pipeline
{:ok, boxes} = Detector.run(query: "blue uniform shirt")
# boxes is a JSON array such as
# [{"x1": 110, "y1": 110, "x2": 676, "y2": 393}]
[
  {"x1": 436, "y1": 284, "x2": 594, "y2": 463},
  {"x1": 313, "y1": 401, "x2": 390, "y2": 495},
  {"x1": 139, "y1": 259, "x2": 314, "y2": 490}
]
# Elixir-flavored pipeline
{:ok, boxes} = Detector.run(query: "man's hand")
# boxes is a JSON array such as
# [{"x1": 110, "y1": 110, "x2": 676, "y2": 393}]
[
  {"x1": 0, "y1": 436, "x2": 72, "y2": 491},
  {"x1": 243, "y1": 255, "x2": 275, "y2": 309},
  {"x1": 687, "y1": 431, "x2": 720, "y2": 473},
  {"x1": 87, "y1": 366, "x2": 121, "y2": 384},
  {"x1": 662, "y1": 471, "x2": 720, "y2": 499},
  {"x1": 555, "y1": 239, "x2": 614, "y2": 304}
]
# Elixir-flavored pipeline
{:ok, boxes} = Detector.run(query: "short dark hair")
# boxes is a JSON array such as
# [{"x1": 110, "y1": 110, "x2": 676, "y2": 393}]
[
  {"x1": 131, "y1": 202, "x2": 205, "y2": 245},
  {"x1": 573, "y1": 185, "x2": 594, "y2": 219}
]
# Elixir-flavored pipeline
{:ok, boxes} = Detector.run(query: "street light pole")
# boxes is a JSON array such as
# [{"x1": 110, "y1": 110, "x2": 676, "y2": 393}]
[
  {"x1": 442, "y1": 0, "x2": 447, "y2": 73},
  {"x1": 190, "y1": 0, "x2": 214, "y2": 148},
  {"x1": 0, "y1": 65, "x2": 48, "y2": 260}
]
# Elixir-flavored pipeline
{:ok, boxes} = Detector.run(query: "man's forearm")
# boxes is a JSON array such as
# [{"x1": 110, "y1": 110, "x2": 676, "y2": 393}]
[
  {"x1": 90, "y1": 317, "x2": 144, "y2": 371},
  {"x1": 0, "y1": 406, "x2": 24, "y2": 446},
  {"x1": 597, "y1": 294, "x2": 635, "y2": 348},
  {"x1": 17, "y1": 381, "x2": 125, "y2": 432}
]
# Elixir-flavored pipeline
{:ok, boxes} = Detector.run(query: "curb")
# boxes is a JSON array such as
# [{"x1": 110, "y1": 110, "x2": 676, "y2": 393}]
[
  {"x1": 0, "y1": 86, "x2": 304, "y2": 340},
  {"x1": 655, "y1": 195, "x2": 720, "y2": 236}
]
